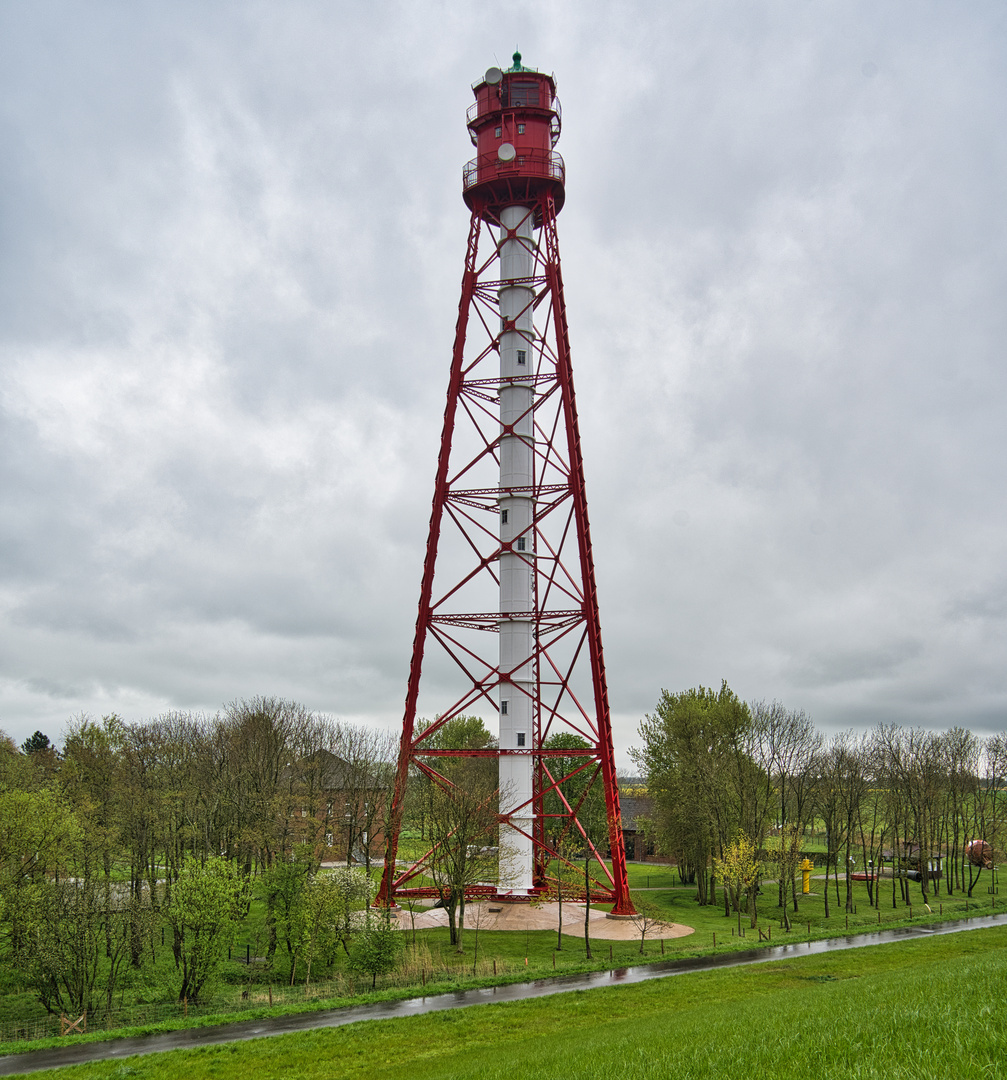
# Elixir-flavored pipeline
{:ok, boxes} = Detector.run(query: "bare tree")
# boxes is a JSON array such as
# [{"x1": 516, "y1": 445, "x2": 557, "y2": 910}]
[
  {"x1": 329, "y1": 722, "x2": 396, "y2": 875},
  {"x1": 405, "y1": 717, "x2": 503, "y2": 951},
  {"x1": 423, "y1": 765, "x2": 503, "y2": 952},
  {"x1": 832, "y1": 732, "x2": 870, "y2": 912},
  {"x1": 629, "y1": 898, "x2": 671, "y2": 953},
  {"x1": 763, "y1": 703, "x2": 821, "y2": 913}
]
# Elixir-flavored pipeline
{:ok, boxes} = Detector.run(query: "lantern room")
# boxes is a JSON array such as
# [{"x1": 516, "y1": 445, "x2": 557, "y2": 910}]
[{"x1": 463, "y1": 52, "x2": 565, "y2": 217}]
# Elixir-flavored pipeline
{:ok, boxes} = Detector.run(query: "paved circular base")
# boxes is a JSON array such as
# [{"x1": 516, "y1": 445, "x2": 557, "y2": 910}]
[{"x1": 396, "y1": 901, "x2": 694, "y2": 941}]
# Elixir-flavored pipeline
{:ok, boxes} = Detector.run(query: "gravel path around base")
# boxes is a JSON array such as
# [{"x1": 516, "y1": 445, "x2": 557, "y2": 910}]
[{"x1": 397, "y1": 901, "x2": 694, "y2": 940}]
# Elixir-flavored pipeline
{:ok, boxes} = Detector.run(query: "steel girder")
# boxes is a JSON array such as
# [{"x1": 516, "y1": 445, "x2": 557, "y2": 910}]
[{"x1": 377, "y1": 195, "x2": 634, "y2": 915}]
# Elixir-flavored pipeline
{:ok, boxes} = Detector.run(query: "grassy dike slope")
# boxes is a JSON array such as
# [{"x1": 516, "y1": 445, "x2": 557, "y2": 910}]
[{"x1": 17, "y1": 928, "x2": 1007, "y2": 1080}]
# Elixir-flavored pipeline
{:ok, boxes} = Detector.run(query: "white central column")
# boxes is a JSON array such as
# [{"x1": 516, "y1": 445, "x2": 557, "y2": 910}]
[{"x1": 498, "y1": 204, "x2": 535, "y2": 894}]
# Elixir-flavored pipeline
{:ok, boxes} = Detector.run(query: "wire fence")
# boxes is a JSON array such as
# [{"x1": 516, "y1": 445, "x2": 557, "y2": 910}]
[{"x1": 0, "y1": 953, "x2": 525, "y2": 1046}]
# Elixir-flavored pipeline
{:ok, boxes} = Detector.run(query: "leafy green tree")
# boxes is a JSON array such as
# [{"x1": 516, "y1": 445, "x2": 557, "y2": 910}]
[
  {"x1": 298, "y1": 868, "x2": 375, "y2": 983},
  {"x1": 0, "y1": 785, "x2": 81, "y2": 955},
  {"x1": 62, "y1": 714, "x2": 126, "y2": 958},
  {"x1": 259, "y1": 845, "x2": 313, "y2": 969},
  {"x1": 164, "y1": 856, "x2": 248, "y2": 1002},
  {"x1": 416, "y1": 715, "x2": 496, "y2": 754},
  {"x1": 632, "y1": 683, "x2": 752, "y2": 906},
  {"x1": 278, "y1": 864, "x2": 374, "y2": 985},
  {"x1": 715, "y1": 832, "x2": 762, "y2": 932},
  {"x1": 347, "y1": 916, "x2": 403, "y2": 989},
  {"x1": 17, "y1": 878, "x2": 139, "y2": 1018}
]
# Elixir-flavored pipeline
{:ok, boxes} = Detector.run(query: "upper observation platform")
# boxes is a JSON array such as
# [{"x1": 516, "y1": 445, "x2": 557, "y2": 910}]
[{"x1": 463, "y1": 52, "x2": 565, "y2": 218}]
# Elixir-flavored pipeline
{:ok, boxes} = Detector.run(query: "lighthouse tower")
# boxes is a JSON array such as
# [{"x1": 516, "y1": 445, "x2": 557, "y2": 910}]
[{"x1": 378, "y1": 54, "x2": 633, "y2": 914}]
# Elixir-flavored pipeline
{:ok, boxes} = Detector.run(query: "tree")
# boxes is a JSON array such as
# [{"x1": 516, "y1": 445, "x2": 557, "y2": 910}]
[
  {"x1": 423, "y1": 765, "x2": 503, "y2": 951},
  {"x1": 221, "y1": 697, "x2": 311, "y2": 876},
  {"x1": 295, "y1": 867, "x2": 375, "y2": 984},
  {"x1": 0, "y1": 785, "x2": 81, "y2": 954},
  {"x1": 629, "y1": 898, "x2": 670, "y2": 954},
  {"x1": 715, "y1": 833, "x2": 761, "y2": 932},
  {"x1": 328, "y1": 722, "x2": 395, "y2": 874},
  {"x1": 164, "y1": 856, "x2": 248, "y2": 1002},
  {"x1": 347, "y1": 914, "x2": 403, "y2": 989},
  {"x1": 764, "y1": 703, "x2": 821, "y2": 912},
  {"x1": 833, "y1": 733, "x2": 869, "y2": 912},
  {"x1": 549, "y1": 834, "x2": 583, "y2": 951},
  {"x1": 21, "y1": 731, "x2": 53, "y2": 755},
  {"x1": 259, "y1": 847, "x2": 313, "y2": 973},
  {"x1": 774, "y1": 824, "x2": 803, "y2": 930},
  {"x1": 632, "y1": 683, "x2": 753, "y2": 908},
  {"x1": 61, "y1": 714, "x2": 126, "y2": 957},
  {"x1": 409, "y1": 716, "x2": 501, "y2": 951},
  {"x1": 18, "y1": 878, "x2": 139, "y2": 1019}
]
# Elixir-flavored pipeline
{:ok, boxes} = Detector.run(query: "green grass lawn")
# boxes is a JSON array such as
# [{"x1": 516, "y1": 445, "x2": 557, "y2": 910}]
[
  {"x1": 1, "y1": 871, "x2": 999, "y2": 1053},
  {"x1": 15, "y1": 926, "x2": 1007, "y2": 1079}
]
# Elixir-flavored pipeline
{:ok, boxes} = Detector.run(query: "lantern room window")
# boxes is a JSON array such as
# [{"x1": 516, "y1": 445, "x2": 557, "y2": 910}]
[{"x1": 509, "y1": 81, "x2": 540, "y2": 107}]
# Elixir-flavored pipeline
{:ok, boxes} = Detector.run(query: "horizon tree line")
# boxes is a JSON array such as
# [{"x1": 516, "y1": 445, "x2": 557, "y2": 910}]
[{"x1": 632, "y1": 682, "x2": 1007, "y2": 923}]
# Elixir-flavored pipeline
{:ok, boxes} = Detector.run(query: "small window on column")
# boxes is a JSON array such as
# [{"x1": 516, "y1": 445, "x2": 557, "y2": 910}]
[
  {"x1": 516, "y1": 537, "x2": 526, "y2": 551},
  {"x1": 501, "y1": 509, "x2": 509, "y2": 524},
  {"x1": 501, "y1": 700, "x2": 509, "y2": 715},
  {"x1": 516, "y1": 732, "x2": 526, "y2": 747},
  {"x1": 516, "y1": 349, "x2": 527, "y2": 366}
]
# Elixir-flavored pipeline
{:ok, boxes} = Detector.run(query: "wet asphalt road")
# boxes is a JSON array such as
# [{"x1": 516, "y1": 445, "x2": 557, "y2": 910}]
[{"x1": 1, "y1": 912, "x2": 1003, "y2": 1076}]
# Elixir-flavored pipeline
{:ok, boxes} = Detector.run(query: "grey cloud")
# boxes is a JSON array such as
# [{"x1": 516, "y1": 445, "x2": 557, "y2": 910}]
[
  {"x1": 788, "y1": 640, "x2": 925, "y2": 689},
  {"x1": 1, "y1": 1, "x2": 1006, "y2": 758}
]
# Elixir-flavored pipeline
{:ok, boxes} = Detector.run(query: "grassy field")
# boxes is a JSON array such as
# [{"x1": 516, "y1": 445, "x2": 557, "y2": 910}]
[
  {"x1": 1, "y1": 866, "x2": 1001, "y2": 1051},
  {"x1": 13, "y1": 926, "x2": 1007, "y2": 1079}
]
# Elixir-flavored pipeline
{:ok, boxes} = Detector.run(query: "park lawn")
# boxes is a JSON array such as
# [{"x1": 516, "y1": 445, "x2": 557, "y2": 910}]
[
  {"x1": 622, "y1": 863, "x2": 679, "y2": 889},
  {"x1": 1, "y1": 874, "x2": 998, "y2": 1049},
  {"x1": 15, "y1": 926, "x2": 1007, "y2": 1080}
]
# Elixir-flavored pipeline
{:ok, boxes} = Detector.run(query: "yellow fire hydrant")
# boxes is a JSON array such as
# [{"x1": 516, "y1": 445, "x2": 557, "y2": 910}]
[{"x1": 800, "y1": 858, "x2": 814, "y2": 895}]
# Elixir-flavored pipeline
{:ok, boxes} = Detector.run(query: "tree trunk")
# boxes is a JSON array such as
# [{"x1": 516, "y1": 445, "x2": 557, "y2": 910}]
[
  {"x1": 456, "y1": 892, "x2": 466, "y2": 954},
  {"x1": 583, "y1": 858, "x2": 592, "y2": 959},
  {"x1": 845, "y1": 839, "x2": 854, "y2": 912},
  {"x1": 557, "y1": 882, "x2": 563, "y2": 950},
  {"x1": 446, "y1": 892, "x2": 458, "y2": 945},
  {"x1": 265, "y1": 889, "x2": 277, "y2": 963}
]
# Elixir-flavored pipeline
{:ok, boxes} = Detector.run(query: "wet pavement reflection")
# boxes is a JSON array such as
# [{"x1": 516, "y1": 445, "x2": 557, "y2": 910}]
[{"x1": 1, "y1": 912, "x2": 1003, "y2": 1076}]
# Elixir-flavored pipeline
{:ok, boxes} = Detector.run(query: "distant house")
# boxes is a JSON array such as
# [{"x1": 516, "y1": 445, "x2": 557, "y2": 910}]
[
  {"x1": 618, "y1": 785, "x2": 658, "y2": 862},
  {"x1": 286, "y1": 748, "x2": 388, "y2": 865}
]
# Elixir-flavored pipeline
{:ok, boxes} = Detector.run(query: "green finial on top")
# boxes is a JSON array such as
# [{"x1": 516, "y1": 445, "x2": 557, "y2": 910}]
[{"x1": 509, "y1": 49, "x2": 523, "y2": 72}]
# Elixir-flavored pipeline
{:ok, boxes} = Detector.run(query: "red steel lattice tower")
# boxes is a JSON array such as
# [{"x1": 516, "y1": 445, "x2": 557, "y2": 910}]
[{"x1": 378, "y1": 54, "x2": 633, "y2": 915}]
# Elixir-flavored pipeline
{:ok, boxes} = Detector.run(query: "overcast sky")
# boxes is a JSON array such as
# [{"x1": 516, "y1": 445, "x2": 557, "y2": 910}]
[{"x1": 1, "y1": 1, "x2": 1005, "y2": 763}]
